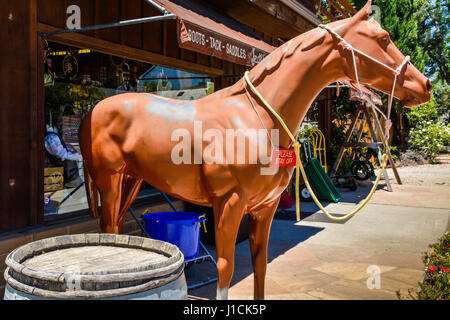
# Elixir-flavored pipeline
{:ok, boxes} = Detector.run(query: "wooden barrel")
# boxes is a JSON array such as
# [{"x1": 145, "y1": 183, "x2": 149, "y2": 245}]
[{"x1": 3, "y1": 234, "x2": 187, "y2": 300}]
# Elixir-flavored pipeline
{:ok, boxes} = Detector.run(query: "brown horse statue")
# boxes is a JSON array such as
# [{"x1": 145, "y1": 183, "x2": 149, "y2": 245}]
[{"x1": 79, "y1": 1, "x2": 431, "y2": 300}]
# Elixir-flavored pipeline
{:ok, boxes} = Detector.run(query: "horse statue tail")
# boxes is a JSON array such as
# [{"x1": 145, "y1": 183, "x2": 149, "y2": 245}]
[
  {"x1": 83, "y1": 161, "x2": 99, "y2": 219},
  {"x1": 79, "y1": 112, "x2": 99, "y2": 219}
]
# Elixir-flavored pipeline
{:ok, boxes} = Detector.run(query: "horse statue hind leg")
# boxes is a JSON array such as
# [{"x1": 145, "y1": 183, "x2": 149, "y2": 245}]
[
  {"x1": 79, "y1": 111, "x2": 143, "y2": 234},
  {"x1": 116, "y1": 174, "x2": 144, "y2": 229}
]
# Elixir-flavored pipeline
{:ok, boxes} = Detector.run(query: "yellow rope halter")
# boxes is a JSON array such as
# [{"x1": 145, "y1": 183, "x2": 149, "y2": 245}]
[{"x1": 243, "y1": 71, "x2": 389, "y2": 222}]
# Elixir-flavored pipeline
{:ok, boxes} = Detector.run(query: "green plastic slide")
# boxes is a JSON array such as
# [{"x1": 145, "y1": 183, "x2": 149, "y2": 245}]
[{"x1": 304, "y1": 158, "x2": 342, "y2": 203}]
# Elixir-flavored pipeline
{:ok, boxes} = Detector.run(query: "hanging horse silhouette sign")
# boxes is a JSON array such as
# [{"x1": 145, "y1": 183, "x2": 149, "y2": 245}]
[{"x1": 79, "y1": 1, "x2": 431, "y2": 300}]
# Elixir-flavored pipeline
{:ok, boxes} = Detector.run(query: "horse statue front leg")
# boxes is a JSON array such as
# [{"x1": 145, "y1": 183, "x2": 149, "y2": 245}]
[
  {"x1": 212, "y1": 188, "x2": 247, "y2": 300},
  {"x1": 248, "y1": 198, "x2": 281, "y2": 300}
]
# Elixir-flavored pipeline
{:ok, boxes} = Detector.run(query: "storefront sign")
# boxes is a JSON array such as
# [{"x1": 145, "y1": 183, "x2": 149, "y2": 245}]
[
  {"x1": 178, "y1": 21, "x2": 268, "y2": 67},
  {"x1": 63, "y1": 54, "x2": 79, "y2": 80}
]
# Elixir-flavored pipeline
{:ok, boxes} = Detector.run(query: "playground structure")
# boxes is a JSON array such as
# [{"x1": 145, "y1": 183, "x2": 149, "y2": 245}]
[
  {"x1": 331, "y1": 104, "x2": 401, "y2": 192},
  {"x1": 302, "y1": 141, "x2": 341, "y2": 203},
  {"x1": 79, "y1": 2, "x2": 431, "y2": 300}
]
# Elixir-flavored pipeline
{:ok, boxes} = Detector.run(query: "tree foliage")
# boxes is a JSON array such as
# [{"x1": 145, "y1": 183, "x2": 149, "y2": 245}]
[
  {"x1": 417, "y1": 0, "x2": 449, "y2": 84},
  {"x1": 352, "y1": 0, "x2": 428, "y2": 73},
  {"x1": 416, "y1": 0, "x2": 449, "y2": 123}
]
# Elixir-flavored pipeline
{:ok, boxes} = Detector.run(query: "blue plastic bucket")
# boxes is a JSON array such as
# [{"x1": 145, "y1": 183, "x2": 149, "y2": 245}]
[{"x1": 141, "y1": 212, "x2": 206, "y2": 260}]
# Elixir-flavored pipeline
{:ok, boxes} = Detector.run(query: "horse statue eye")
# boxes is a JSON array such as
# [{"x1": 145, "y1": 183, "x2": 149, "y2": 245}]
[{"x1": 381, "y1": 37, "x2": 389, "y2": 45}]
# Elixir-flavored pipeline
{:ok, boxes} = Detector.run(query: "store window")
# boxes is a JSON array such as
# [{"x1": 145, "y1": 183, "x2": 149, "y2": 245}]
[{"x1": 43, "y1": 41, "x2": 213, "y2": 216}]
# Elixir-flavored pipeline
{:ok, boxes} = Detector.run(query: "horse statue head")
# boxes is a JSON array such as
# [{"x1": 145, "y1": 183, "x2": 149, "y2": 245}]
[{"x1": 242, "y1": 0, "x2": 431, "y2": 149}]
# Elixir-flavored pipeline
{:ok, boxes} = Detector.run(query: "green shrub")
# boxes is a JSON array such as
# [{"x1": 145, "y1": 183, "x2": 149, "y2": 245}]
[
  {"x1": 406, "y1": 98, "x2": 438, "y2": 128},
  {"x1": 398, "y1": 232, "x2": 450, "y2": 300},
  {"x1": 408, "y1": 121, "x2": 450, "y2": 162},
  {"x1": 405, "y1": 97, "x2": 450, "y2": 162}
]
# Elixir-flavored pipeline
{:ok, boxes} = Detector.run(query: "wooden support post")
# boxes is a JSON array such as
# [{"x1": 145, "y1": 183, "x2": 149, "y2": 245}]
[
  {"x1": 331, "y1": 108, "x2": 361, "y2": 176},
  {"x1": 350, "y1": 117, "x2": 365, "y2": 161},
  {"x1": 363, "y1": 110, "x2": 392, "y2": 192},
  {"x1": 331, "y1": 104, "x2": 401, "y2": 192},
  {"x1": 369, "y1": 105, "x2": 402, "y2": 185}
]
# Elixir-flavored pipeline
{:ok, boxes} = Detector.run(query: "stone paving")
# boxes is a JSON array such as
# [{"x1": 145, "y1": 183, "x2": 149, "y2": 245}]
[
  {"x1": 189, "y1": 166, "x2": 450, "y2": 300},
  {"x1": 227, "y1": 224, "x2": 429, "y2": 300}
]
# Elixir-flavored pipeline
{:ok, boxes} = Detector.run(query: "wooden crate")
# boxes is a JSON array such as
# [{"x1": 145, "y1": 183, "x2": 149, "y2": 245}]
[{"x1": 44, "y1": 167, "x2": 64, "y2": 192}]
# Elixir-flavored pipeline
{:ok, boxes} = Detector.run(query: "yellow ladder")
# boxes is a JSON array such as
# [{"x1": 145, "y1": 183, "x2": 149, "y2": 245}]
[{"x1": 307, "y1": 128, "x2": 327, "y2": 173}]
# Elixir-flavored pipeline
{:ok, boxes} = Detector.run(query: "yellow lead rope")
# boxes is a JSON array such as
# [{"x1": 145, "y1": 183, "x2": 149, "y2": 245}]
[{"x1": 244, "y1": 71, "x2": 389, "y2": 222}]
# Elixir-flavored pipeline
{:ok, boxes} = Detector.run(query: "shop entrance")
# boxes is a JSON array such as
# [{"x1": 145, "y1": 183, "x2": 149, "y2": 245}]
[{"x1": 43, "y1": 41, "x2": 213, "y2": 217}]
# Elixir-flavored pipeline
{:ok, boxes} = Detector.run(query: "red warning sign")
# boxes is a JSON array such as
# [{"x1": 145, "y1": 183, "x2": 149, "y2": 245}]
[{"x1": 271, "y1": 148, "x2": 296, "y2": 167}]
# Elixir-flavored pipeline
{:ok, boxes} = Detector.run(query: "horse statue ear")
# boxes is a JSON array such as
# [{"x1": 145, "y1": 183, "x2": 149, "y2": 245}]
[{"x1": 353, "y1": 0, "x2": 372, "y2": 21}]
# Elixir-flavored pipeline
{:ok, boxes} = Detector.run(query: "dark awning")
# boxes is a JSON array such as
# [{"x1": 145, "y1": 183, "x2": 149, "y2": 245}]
[{"x1": 153, "y1": 0, "x2": 276, "y2": 67}]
